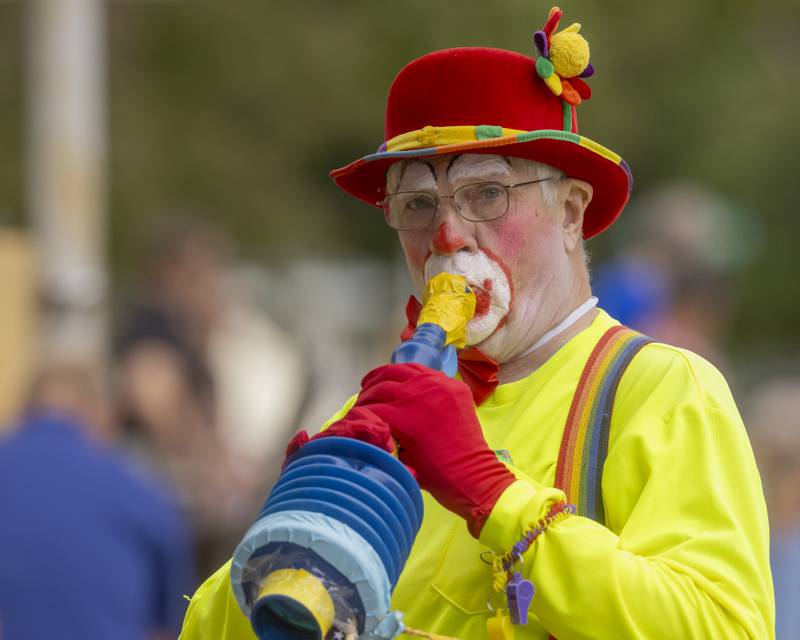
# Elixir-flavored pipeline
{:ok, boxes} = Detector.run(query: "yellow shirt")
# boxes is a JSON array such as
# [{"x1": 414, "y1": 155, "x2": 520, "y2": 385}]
[{"x1": 180, "y1": 310, "x2": 774, "y2": 639}]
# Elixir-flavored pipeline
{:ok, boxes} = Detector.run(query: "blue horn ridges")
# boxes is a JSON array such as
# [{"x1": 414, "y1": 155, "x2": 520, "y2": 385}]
[{"x1": 230, "y1": 437, "x2": 423, "y2": 639}]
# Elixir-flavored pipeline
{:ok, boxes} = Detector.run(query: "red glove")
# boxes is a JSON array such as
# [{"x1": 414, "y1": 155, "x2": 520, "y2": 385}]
[
  {"x1": 355, "y1": 363, "x2": 516, "y2": 537},
  {"x1": 283, "y1": 405, "x2": 396, "y2": 466}
]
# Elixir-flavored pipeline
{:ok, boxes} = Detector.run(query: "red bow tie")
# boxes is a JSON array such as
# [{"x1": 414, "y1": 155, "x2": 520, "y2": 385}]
[{"x1": 401, "y1": 296, "x2": 500, "y2": 406}]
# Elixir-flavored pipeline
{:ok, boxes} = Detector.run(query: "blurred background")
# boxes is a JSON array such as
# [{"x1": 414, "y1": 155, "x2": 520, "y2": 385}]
[{"x1": 0, "y1": 0, "x2": 798, "y2": 638}]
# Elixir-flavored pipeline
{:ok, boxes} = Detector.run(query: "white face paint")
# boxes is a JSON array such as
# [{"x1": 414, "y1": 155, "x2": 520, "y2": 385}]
[
  {"x1": 389, "y1": 154, "x2": 511, "y2": 194},
  {"x1": 424, "y1": 251, "x2": 511, "y2": 345},
  {"x1": 395, "y1": 162, "x2": 436, "y2": 192},
  {"x1": 447, "y1": 154, "x2": 511, "y2": 183}
]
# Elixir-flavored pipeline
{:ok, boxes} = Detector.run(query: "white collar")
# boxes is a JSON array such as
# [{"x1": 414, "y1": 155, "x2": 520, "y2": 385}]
[{"x1": 514, "y1": 296, "x2": 598, "y2": 359}]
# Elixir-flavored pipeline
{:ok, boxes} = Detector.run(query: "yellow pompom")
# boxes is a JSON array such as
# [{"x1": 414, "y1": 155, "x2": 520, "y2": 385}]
[{"x1": 549, "y1": 25, "x2": 590, "y2": 78}]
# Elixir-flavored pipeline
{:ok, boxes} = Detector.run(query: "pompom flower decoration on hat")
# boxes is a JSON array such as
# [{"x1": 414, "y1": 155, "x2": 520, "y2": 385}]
[{"x1": 533, "y1": 6, "x2": 594, "y2": 106}]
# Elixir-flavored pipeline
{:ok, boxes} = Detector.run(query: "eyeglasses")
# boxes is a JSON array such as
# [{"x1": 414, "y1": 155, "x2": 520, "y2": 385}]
[{"x1": 380, "y1": 177, "x2": 555, "y2": 231}]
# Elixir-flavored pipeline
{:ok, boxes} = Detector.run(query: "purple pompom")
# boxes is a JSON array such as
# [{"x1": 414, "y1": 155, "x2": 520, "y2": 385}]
[{"x1": 579, "y1": 63, "x2": 595, "y2": 78}]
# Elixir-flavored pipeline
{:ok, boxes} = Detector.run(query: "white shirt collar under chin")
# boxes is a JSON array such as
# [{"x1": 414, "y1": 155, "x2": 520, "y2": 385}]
[{"x1": 515, "y1": 296, "x2": 599, "y2": 360}]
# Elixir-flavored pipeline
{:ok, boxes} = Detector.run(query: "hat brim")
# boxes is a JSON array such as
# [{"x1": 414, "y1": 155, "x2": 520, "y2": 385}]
[{"x1": 330, "y1": 129, "x2": 632, "y2": 239}]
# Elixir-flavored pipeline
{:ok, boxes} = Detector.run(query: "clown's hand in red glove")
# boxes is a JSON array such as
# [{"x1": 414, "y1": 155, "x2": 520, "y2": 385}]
[{"x1": 288, "y1": 363, "x2": 516, "y2": 538}]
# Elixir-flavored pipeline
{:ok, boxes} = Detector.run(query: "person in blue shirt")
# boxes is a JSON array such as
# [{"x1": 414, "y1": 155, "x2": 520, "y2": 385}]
[{"x1": 0, "y1": 361, "x2": 195, "y2": 639}]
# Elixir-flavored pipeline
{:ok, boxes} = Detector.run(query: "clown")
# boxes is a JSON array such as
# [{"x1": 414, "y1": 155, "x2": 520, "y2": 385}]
[{"x1": 181, "y1": 7, "x2": 773, "y2": 639}]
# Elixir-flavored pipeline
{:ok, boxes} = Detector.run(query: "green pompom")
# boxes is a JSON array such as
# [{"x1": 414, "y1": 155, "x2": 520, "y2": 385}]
[{"x1": 536, "y1": 56, "x2": 555, "y2": 79}]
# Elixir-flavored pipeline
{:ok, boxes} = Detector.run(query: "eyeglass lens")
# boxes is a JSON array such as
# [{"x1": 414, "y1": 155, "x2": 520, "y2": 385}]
[{"x1": 384, "y1": 182, "x2": 510, "y2": 230}]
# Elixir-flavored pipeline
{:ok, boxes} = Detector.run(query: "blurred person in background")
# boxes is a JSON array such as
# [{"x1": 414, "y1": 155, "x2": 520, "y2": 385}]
[
  {"x1": 115, "y1": 218, "x2": 306, "y2": 576},
  {"x1": 593, "y1": 182, "x2": 761, "y2": 377},
  {"x1": 0, "y1": 360, "x2": 194, "y2": 640},
  {"x1": 746, "y1": 377, "x2": 800, "y2": 639}
]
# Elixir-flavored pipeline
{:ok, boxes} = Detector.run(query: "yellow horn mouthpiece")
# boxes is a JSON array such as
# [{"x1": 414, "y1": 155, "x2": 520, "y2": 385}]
[{"x1": 251, "y1": 568, "x2": 335, "y2": 639}]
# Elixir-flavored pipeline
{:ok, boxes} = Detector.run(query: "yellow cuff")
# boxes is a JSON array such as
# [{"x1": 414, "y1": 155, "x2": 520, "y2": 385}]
[{"x1": 479, "y1": 480, "x2": 567, "y2": 552}]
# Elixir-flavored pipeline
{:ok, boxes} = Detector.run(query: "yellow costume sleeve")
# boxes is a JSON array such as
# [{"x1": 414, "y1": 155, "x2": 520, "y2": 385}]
[
  {"x1": 480, "y1": 345, "x2": 774, "y2": 639},
  {"x1": 179, "y1": 561, "x2": 253, "y2": 639}
]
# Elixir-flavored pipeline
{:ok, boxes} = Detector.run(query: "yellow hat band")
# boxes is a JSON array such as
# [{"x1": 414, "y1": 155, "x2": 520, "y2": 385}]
[{"x1": 385, "y1": 124, "x2": 526, "y2": 152}]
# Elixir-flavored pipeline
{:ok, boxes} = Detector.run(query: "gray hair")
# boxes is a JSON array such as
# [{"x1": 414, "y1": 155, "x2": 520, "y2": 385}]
[{"x1": 513, "y1": 158, "x2": 565, "y2": 207}]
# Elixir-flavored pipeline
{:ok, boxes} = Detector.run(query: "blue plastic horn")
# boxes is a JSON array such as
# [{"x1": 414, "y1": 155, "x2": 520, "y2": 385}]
[{"x1": 230, "y1": 437, "x2": 422, "y2": 639}]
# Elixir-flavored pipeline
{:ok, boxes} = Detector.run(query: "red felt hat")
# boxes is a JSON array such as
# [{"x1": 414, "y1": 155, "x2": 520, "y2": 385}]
[{"x1": 330, "y1": 9, "x2": 632, "y2": 239}]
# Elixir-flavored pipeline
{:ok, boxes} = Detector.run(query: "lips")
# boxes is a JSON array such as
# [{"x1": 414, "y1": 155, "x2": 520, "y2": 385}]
[{"x1": 469, "y1": 281, "x2": 492, "y2": 318}]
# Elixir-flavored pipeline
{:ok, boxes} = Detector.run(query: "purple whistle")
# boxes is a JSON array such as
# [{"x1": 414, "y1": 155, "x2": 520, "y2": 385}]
[{"x1": 506, "y1": 571, "x2": 535, "y2": 625}]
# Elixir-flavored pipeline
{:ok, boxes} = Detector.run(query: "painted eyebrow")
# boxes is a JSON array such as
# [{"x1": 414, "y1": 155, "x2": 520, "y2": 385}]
[
  {"x1": 393, "y1": 160, "x2": 438, "y2": 192},
  {"x1": 422, "y1": 161, "x2": 437, "y2": 185},
  {"x1": 391, "y1": 161, "x2": 409, "y2": 190},
  {"x1": 396, "y1": 160, "x2": 408, "y2": 189},
  {"x1": 446, "y1": 155, "x2": 512, "y2": 181},
  {"x1": 446, "y1": 154, "x2": 461, "y2": 176}
]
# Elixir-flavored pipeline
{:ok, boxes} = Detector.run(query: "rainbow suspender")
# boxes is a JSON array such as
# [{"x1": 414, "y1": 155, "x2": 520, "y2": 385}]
[
  {"x1": 546, "y1": 326, "x2": 651, "y2": 640},
  {"x1": 554, "y1": 324, "x2": 652, "y2": 524}
]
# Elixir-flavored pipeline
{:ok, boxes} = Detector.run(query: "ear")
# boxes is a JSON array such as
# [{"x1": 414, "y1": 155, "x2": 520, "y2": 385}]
[{"x1": 561, "y1": 178, "x2": 593, "y2": 252}]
